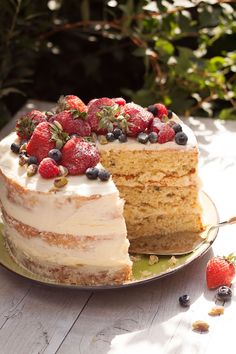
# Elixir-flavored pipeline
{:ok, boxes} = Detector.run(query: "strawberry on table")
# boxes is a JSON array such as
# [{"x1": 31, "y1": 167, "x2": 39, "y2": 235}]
[
  {"x1": 56, "y1": 95, "x2": 87, "y2": 113},
  {"x1": 122, "y1": 102, "x2": 153, "y2": 137},
  {"x1": 51, "y1": 110, "x2": 91, "y2": 136},
  {"x1": 16, "y1": 110, "x2": 47, "y2": 140},
  {"x1": 26, "y1": 121, "x2": 68, "y2": 162},
  {"x1": 38, "y1": 158, "x2": 59, "y2": 179},
  {"x1": 61, "y1": 137, "x2": 100, "y2": 175},
  {"x1": 206, "y1": 253, "x2": 236, "y2": 289}
]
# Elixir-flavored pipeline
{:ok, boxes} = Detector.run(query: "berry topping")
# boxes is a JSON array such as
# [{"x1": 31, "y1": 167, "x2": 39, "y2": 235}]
[
  {"x1": 147, "y1": 105, "x2": 158, "y2": 116},
  {"x1": 112, "y1": 97, "x2": 126, "y2": 106},
  {"x1": 58, "y1": 165, "x2": 69, "y2": 177},
  {"x1": 113, "y1": 128, "x2": 122, "y2": 139},
  {"x1": 155, "y1": 103, "x2": 168, "y2": 120},
  {"x1": 118, "y1": 133, "x2": 127, "y2": 143},
  {"x1": 122, "y1": 102, "x2": 153, "y2": 137},
  {"x1": 48, "y1": 149, "x2": 62, "y2": 162},
  {"x1": 27, "y1": 164, "x2": 38, "y2": 177},
  {"x1": 175, "y1": 131, "x2": 188, "y2": 145},
  {"x1": 87, "y1": 97, "x2": 116, "y2": 133},
  {"x1": 157, "y1": 125, "x2": 175, "y2": 144},
  {"x1": 51, "y1": 110, "x2": 91, "y2": 136},
  {"x1": 16, "y1": 110, "x2": 47, "y2": 140},
  {"x1": 168, "y1": 110, "x2": 173, "y2": 119},
  {"x1": 10, "y1": 142, "x2": 20, "y2": 154},
  {"x1": 38, "y1": 158, "x2": 59, "y2": 179},
  {"x1": 172, "y1": 123, "x2": 183, "y2": 134},
  {"x1": 106, "y1": 132, "x2": 115, "y2": 142},
  {"x1": 56, "y1": 95, "x2": 87, "y2": 113},
  {"x1": 206, "y1": 254, "x2": 236, "y2": 289},
  {"x1": 27, "y1": 156, "x2": 38, "y2": 165},
  {"x1": 98, "y1": 169, "x2": 110, "y2": 181},
  {"x1": 26, "y1": 122, "x2": 68, "y2": 163},
  {"x1": 86, "y1": 167, "x2": 99, "y2": 180},
  {"x1": 148, "y1": 132, "x2": 158, "y2": 143},
  {"x1": 61, "y1": 137, "x2": 100, "y2": 175},
  {"x1": 150, "y1": 118, "x2": 164, "y2": 134},
  {"x1": 137, "y1": 132, "x2": 149, "y2": 144},
  {"x1": 179, "y1": 294, "x2": 190, "y2": 307},
  {"x1": 19, "y1": 155, "x2": 28, "y2": 166},
  {"x1": 216, "y1": 286, "x2": 233, "y2": 302}
]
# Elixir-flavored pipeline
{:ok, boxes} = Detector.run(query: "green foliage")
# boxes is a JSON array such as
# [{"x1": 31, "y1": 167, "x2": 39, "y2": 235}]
[{"x1": 0, "y1": 0, "x2": 236, "y2": 130}]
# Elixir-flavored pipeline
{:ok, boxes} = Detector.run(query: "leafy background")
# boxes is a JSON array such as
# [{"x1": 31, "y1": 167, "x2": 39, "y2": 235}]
[{"x1": 0, "y1": 0, "x2": 236, "y2": 130}]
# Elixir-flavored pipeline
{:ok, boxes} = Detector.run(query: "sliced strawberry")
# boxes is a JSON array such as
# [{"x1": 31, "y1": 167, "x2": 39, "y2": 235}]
[
  {"x1": 122, "y1": 102, "x2": 153, "y2": 137},
  {"x1": 61, "y1": 137, "x2": 100, "y2": 175},
  {"x1": 157, "y1": 124, "x2": 175, "y2": 144},
  {"x1": 206, "y1": 254, "x2": 236, "y2": 289},
  {"x1": 38, "y1": 158, "x2": 59, "y2": 179},
  {"x1": 16, "y1": 110, "x2": 47, "y2": 140},
  {"x1": 56, "y1": 95, "x2": 87, "y2": 113},
  {"x1": 51, "y1": 110, "x2": 91, "y2": 136}
]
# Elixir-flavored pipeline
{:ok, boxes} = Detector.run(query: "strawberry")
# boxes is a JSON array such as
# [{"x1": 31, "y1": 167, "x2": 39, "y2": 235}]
[
  {"x1": 26, "y1": 122, "x2": 68, "y2": 162},
  {"x1": 16, "y1": 110, "x2": 47, "y2": 140},
  {"x1": 150, "y1": 117, "x2": 165, "y2": 134},
  {"x1": 155, "y1": 103, "x2": 168, "y2": 120},
  {"x1": 112, "y1": 97, "x2": 126, "y2": 106},
  {"x1": 122, "y1": 102, "x2": 153, "y2": 137},
  {"x1": 50, "y1": 110, "x2": 91, "y2": 136},
  {"x1": 206, "y1": 254, "x2": 236, "y2": 289},
  {"x1": 61, "y1": 137, "x2": 100, "y2": 175},
  {"x1": 157, "y1": 124, "x2": 175, "y2": 144},
  {"x1": 38, "y1": 158, "x2": 59, "y2": 179},
  {"x1": 56, "y1": 95, "x2": 87, "y2": 113},
  {"x1": 87, "y1": 97, "x2": 116, "y2": 134}
]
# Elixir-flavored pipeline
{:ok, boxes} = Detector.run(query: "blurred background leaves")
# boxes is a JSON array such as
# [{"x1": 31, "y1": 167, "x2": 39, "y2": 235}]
[{"x1": 0, "y1": 0, "x2": 236, "y2": 129}]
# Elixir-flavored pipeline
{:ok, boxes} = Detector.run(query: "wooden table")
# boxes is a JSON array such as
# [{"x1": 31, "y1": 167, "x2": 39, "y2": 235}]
[{"x1": 0, "y1": 101, "x2": 236, "y2": 354}]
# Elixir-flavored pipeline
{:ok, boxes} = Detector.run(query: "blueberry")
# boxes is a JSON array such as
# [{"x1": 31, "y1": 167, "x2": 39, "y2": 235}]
[
  {"x1": 148, "y1": 132, "x2": 158, "y2": 143},
  {"x1": 179, "y1": 294, "x2": 190, "y2": 307},
  {"x1": 48, "y1": 149, "x2": 62, "y2": 162},
  {"x1": 216, "y1": 286, "x2": 232, "y2": 302},
  {"x1": 137, "y1": 132, "x2": 149, "y2": 144},
  {"x1": 113, "y1": 128, "x2": 122, "y2": 139},
  {"x1": 147, "y1": 105, "x2": 158, "y2": 116},
  {"x1": 106, "y1": 132, "x2": 115, "y2": 142},
  {"x1": 118, "y1": 133, "x2": 127, "y2": 143},
  {"x1": 10, "y1": 143, "x2": 20, "y2": 154},
  {"x1": 172, "y1": 124, "x2": 182, "y2": 134},
  {"x1": 175, "y1": 132, "x2": 188, "y2": 145},
  {"x1": 98, "y1": 169, "x2": 110, "y2": 181},
  {"x1": 168, "y1": 110, "x2": 173, "y2": 119},
  {"x1": 86, "y1": 167, "x2": 99, "y2": 180},
  {"x1": 28, "y1": 156, "x2": 38, "y2": 165}
]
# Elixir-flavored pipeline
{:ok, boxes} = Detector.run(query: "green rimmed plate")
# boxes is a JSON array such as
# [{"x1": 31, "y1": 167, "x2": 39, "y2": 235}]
[{"x1": 0, "y1": 192, "x2": 219, "y2": 290}]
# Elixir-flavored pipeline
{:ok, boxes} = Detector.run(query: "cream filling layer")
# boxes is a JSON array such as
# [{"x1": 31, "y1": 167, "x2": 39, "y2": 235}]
[{"x1": 5, "y1": 224, "x2": 132, "y2": 267}]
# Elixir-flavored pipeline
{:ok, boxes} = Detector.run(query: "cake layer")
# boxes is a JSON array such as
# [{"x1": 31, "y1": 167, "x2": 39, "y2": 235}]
[
  {"x1": 3, "y1": 210, "x2": 131, "y2": 268},
  {"x1": 127, "y1": 213, "x2": 204, "y2": 239}
]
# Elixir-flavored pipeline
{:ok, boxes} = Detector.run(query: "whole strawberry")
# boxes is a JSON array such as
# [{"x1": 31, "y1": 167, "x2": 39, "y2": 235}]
[
  {"x1": 16, "y1": 110, "x2": 47, "y2": 140},
  {"x1": 38, "y1": 158, "x2": 59, "y2": 179},
  {"x1": 122, "y1": 102, "x2": 153, "y2": 137},
  {"x1": 157, "y1": 124, "x2": 175, "y2": 144},
  {"x1": 26, "y1": 121, "x2": 68, "y2": 162},
  {"x1": 51, "y1": 110, "x2": 91, "y2": 136},
  {"x1": 112, "y1": 97, "x2": 126, "y2": 106},
  {"x1": 206, "y1": 253, "x2": 236, "y2": 289},
  {"x1": 61, "y1": 137, "x2": 100, "y2": 175},
  {"x1": 87, "y1": 97, "x2": 117, "y2": 133},
  {"x1": 56, "y1": 95, "x2": 87, "y2": 113}
]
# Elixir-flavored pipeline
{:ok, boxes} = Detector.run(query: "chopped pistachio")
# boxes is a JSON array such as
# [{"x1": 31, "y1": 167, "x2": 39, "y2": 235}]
[
  {"x1": 58, "y1": 165, "x2": 69, "y2": 177},
  {"x1": 98, "y1": 135, "x2": 108, "y2": 145},
  {"x1": 54, "y1": 176, "x2": 68, "y2": 188},
  {"x1": 19, "y1": 155, "x2": 28, "y2": 166},
  {"x1": 27, "y1": 164, "x2": 38, "y2": 177}
]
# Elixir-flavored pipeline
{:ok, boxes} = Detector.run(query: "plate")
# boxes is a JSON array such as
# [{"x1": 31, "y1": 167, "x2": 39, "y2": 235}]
[{"x1": 0, "y1": 192, "x2": 219, "y2": 290}]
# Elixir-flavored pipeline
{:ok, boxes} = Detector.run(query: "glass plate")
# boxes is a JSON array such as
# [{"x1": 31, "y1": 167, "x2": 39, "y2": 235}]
[{"x1": 0, "y1": 192, "x2": 219, "y2": 290}]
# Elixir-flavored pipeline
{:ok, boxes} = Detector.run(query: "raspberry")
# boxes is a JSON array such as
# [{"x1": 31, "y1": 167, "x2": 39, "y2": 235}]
[
  {"x1": 155, "y1": 103, "x2": 168, "y2": 120},
  {"x1": 157, "y1": 124, "x2": 175, "y2": 144},
  {"x1": 38, "y1": 158, "x2": 59, "y2": 179}
]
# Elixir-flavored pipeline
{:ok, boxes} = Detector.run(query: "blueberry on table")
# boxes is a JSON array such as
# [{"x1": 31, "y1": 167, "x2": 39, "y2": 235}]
[
  {"x1": 216, "y1": 286, "x2": 232, "y2": 302},
  {"x1": 179, "y1": 294, "x2": 190, "y2": 307}
]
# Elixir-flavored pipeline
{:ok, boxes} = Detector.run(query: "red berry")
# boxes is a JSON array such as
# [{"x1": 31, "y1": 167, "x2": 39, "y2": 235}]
[
  {"x1": 61, "y1": 137, "x2": 100, "y2": 175},
  {"x1": 51, "y1": 110, "x2": 91, "y2": 136},
  {"x1": 122, "y1": 102, "x2": 153, "y2": 137},
  {"x1": 150, "y1": 117, "x2": 165, "y2": 134},
  {"x1": 112, "y1": 97, "x2": 126, "y2": 106},
  {"x1": 38, "y1": 158, "x2": 59, "y2": 179},
  {"x1": 155, "y1": 103, "x2": 168, "y2": 120},
  {"x1": 157, "y1": 124, "x2": 175, "y2": 144},
  {"x1": 57, "y1": 95, "x2": 87, "y2": 112},
  {"x1": 16, "y1": 110, "x2": 47, "y2": 140},
  {"x1": 206, "y1": 254, "x2": 236, "y2": 289},
  {"x1": 87, "y1": 97, "x2": 115, "y2": 133}
]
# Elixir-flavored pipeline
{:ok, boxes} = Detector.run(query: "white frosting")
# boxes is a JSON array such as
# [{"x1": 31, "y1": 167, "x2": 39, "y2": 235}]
[{"x1": 5, "y1": 224, "x2": 132, "y2": 267}]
